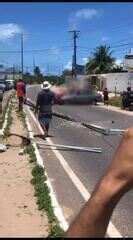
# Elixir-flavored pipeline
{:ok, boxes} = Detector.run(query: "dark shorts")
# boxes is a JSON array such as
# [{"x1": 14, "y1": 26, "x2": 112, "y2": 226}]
[
  {"x1": 104, "y1": 97, "x2": 109, "y2": 101},
  {"x1": 18, "y1": 96, "x2": 24, "y2": 103},
  {"x1": 38, "y1": 113, "x2": 52, "y2": 128}
]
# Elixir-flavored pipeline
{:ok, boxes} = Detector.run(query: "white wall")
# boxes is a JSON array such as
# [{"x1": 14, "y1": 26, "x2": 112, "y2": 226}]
[
  {"x1": 99, "y1": 72, "x2": 133, "y2": 92},
  {"x1": 66, "y1": 73, "x2": 133, "y2": 93}
]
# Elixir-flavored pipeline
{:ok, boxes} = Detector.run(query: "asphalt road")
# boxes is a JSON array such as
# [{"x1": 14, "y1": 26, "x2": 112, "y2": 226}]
[{"x1": 26, "y1": 85, "x2": 133, "y2": 237}]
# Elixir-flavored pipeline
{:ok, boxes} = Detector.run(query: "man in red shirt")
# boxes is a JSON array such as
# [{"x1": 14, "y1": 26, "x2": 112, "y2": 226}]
[{"x1": 16, "y1": 79, "x2": 26, "y2": 111}]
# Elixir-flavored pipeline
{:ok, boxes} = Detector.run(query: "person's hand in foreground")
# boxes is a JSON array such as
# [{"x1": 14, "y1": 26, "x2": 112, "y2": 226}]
[{"x1": 66, "y1": 128, "x2": 133, "y2": 238}]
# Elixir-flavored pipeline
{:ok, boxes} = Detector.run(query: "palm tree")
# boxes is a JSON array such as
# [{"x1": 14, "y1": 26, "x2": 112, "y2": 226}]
[{"x1": 86, "y1": 45, "x2": 115, "y2": 74}]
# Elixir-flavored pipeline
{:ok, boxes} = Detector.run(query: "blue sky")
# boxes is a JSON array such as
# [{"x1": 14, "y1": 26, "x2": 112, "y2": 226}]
[{"x1": 0, "y1": 3, "x2": 133, "y2": 74}]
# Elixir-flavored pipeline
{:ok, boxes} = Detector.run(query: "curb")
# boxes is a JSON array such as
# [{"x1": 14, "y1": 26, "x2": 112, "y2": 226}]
[
  {"x1": 0, "y1": 103, "x2": 11, "y2": 136},
  {"x1": 0, "y1": 91, "x2": 14, "y2": 136},
  {"x1": 25, "y1": 108, "x2": 68, "y2": 232}
]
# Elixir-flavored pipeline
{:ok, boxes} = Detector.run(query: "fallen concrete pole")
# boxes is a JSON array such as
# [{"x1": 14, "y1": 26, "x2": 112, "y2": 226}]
[
  {"x1": 82, "y1": 123, "x2": 109, "y2": 135},
  {"x1": 108, "y1": 128, "x2": 126, "y2": 135},
  {"x1": 52, "y1": 112, "x2": 77, "y2": 122},
  {"x1": 25, "y1": 98, "x2": 78, "y2": 122},
  {"x1": 36, "y1": 141, "x2": 102, "y2": 153},
  {"x1": 82, "y1": 123, "x2": 126, "y2": 136},
  {"x1": 25, "y1": 97, "x2": 126, "y2": 136}
]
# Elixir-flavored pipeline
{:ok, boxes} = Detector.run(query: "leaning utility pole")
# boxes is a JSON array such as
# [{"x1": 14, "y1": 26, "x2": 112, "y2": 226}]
[
  {"x1": 69, "y1": 30, "x2": 80, "y2": 79},
  {"x1": 21, "y1": 33, "x2": 24, "y2": 78}
]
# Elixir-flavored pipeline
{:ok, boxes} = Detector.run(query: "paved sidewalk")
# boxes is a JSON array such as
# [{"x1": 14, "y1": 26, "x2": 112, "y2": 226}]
[{"x1": 0, "y1": 102, "x2": 49, "y2": 237}]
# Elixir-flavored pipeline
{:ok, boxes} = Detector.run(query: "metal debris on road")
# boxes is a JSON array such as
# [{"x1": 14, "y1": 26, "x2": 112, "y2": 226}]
[
  {"x1": 109, "y1": 128, "x2": 126, "y2": 135},
  {"x1": 83, "y1": 123, "x2": 125, "y2": 136}
]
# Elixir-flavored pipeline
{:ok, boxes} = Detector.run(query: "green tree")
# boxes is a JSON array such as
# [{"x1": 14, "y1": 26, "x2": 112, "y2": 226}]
[
  {"x1": 23, "y1": 72, "x2": 33, "y2": 84},
  {"x1": 86, "y1": 45, "x2": 115, "y2": 74},
  {"x1": 62, "y1": 69, "x2": 72, "y2": 76},
  {"x1": 34, "y1": 66, "x2": 41, "y2": 76},
  {"x1": 34, "y1": 66, "x2": 44, "y2": 83}
]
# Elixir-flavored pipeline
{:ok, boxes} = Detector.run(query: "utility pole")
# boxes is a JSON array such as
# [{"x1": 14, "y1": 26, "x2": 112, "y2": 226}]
[
  {"x1": 21, "y1": 33, "x2": 24, "y2": 78},
  {"x1": 69, "y1": 30, "x2": 80, "y2": 79}
]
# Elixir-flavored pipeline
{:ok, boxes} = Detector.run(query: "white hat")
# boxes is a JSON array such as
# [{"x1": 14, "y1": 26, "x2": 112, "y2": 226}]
[{"x1": 41, "y1": 81, "x2": 51, "y2": 90}]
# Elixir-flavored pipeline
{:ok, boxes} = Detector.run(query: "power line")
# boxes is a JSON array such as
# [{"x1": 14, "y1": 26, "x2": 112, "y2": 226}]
[
  {"x1": 0, "y1": 46, "x2": 72, "y2": 54},
  {"x1": 76, "y1": 42, "x2": 133, "y2": 54},
  {"x1": 82, "y1": 19, "x2": 133, "y2": 36}
]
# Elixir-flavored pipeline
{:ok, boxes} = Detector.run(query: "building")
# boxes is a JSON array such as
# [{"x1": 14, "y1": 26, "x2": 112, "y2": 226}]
[
  {"x1": 96, "y1": 72, "x2": 133, "y2": 92},
  {"x1": 0, "y1": 65, "x2": 6, "y2": 80},
  {"x1": 0, "y1": 65, "x2": 21, "y2": 81},
  {"x1": 123, "y1": 50, "x2": 133, "y2": 72},
  {"x1": 73, "y1": 72, "x2": 133, "y2": 93}
]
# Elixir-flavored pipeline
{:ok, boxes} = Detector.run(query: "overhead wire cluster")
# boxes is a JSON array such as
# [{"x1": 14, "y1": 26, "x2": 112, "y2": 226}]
[{"x1": 0, "y1": 17, "x2": 133, "y2": 73}]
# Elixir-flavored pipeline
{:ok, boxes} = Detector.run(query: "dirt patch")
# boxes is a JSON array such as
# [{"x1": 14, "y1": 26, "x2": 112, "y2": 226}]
[{"x1": 0, "y1": 104, "x2": 49, "y2": 237}]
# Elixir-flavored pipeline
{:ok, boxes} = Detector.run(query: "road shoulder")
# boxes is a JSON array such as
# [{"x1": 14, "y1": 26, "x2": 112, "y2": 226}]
[
  {"x1": 98, "y1": 103, "x2": 133, "y2": 116},
  {"x1": 0, "y1": 99, "x2": 49, "y2": 237}
]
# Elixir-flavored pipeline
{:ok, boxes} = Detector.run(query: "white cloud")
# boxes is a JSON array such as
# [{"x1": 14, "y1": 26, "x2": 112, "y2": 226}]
[
  {"x1": 75, "y1": 8, "x2": 98, "y2": 20},
  {"x1": 0, "y1": 23, "x2": 22, "y2": 40},
  {"x1": 82, "y1": 57, "x2": 88, "y2": 64},
  {"x1": 65, "y1": 60, "x2": 72, "y2": 70},
  {"x1": 115, "y1": 59, "x2": 122, "y2": 66},
  {"x1": 69, "y1": 8, "x2": 101, "y2": 30}
]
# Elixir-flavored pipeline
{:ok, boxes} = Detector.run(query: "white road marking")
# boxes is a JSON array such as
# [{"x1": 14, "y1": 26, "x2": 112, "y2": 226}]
[
  {"x1": 25, "y1": 114, "x2": 44, "y2": 168},
  {"x1": 25, "y1": 108, "x2": 69, "y2": 231},
  {"x1": 28, "y1": 107, "x2": 122, "y2": 238}
]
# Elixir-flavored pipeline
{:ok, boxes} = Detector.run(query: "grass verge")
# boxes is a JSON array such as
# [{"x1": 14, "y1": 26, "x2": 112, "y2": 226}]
[
  {"x1": 0, "y1": 95, "x2": 12, "y2": 129},
  {"x1": 108, "y1": 96, "x2": 122, "y2": 108},
  {"x1": 3, "y1": 102, "x2": 13, "y2": 138},
  {"x1": 18, "y1": 108, "x2": 65, "y2": 237},
  {"x1": 16, "y1": 110, "x2": 27, "y2": 130}
]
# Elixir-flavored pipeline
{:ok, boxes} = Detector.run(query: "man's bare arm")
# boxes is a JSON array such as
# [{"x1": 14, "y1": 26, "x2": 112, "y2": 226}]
[{"x1": 66, "y1": 128, "x2": 133, "y2": 237}]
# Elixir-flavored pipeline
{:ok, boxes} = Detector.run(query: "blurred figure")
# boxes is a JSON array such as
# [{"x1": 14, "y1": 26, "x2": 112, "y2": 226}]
[
  {"x1": 127, "y1": 86, "x2": 131, "y2": 92},
  {"x1": 35, "y1": 81, "x2": 55, "y2": 138},
  {"x1": 121, "y1": 91, "x2": 128, "y2": 109},
  {"x1": 103, "y1": 87, "x2": 109, "y2": 105},
  {"x1": 127, "y1": 86, "x2": 131, "y2": 99},
  {"x1": 16, "y1": 79, "x2": 26, "y2": 111}
]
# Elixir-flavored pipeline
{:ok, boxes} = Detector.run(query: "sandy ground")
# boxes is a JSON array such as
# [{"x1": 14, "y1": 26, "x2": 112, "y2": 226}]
[{"x1": 0, "y1": 101, "x2": 49, "y2": 237}]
